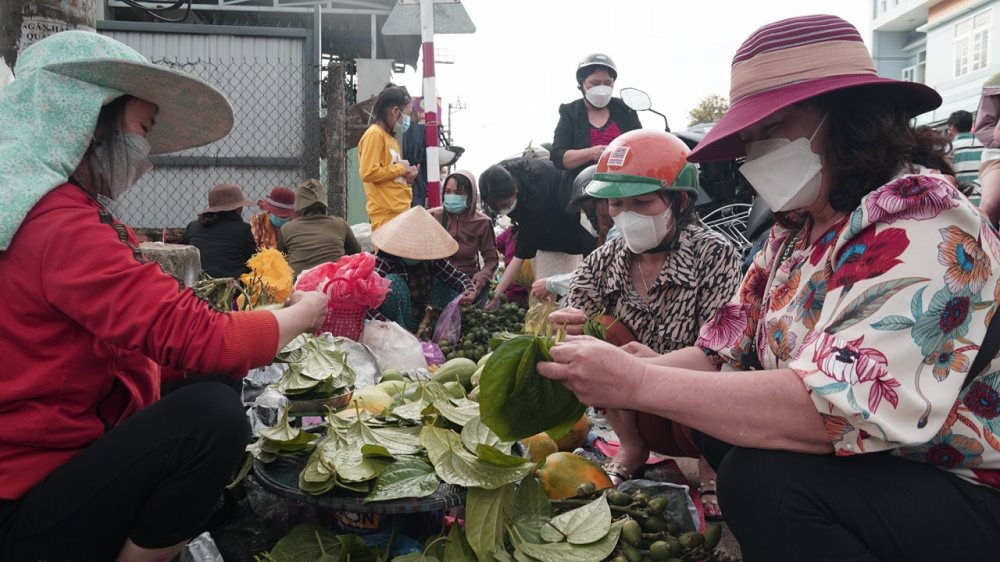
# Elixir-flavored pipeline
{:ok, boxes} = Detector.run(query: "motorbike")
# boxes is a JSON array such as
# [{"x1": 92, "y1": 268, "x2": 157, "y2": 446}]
[{"x1": 621, "y1": 87, "x2": 771, "y2": 265}]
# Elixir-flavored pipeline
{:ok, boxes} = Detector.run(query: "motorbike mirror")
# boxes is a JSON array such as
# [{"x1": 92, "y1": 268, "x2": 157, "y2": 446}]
[
  {"x1": 620, "y1": 88, "x2": 652, "y2": 111},
  {"x1": 440, "y1": 145, "x2": 465, "y2": 166}
]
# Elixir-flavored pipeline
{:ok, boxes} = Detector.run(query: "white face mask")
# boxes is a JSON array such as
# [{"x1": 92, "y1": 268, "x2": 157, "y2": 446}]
[
  {"x1": 612, "y1": 206, "x2": 674, "y2": 253},
  {"x1": 739, "y1": 112, "x2": 828, "y2": 213},
  {"x1": 584, "y1": 85, "x2": 613, "y2": 109},
  {"x1": 579, "y1": 212, "x2": 598, "y2": 237},
  {"x1": 497, "y1": 198, "x2": 517, "y2": 216}
]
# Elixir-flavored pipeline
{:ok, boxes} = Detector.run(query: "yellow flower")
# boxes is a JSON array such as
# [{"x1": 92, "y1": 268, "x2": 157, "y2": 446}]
[{"x1": 238, "y1": 248, "x2": 294, "y2": 307}]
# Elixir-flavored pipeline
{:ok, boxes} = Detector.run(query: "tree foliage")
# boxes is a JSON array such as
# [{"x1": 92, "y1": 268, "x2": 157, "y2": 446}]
[{"x1": 688, "y1": 94, "x2": 729, "y2": 127}]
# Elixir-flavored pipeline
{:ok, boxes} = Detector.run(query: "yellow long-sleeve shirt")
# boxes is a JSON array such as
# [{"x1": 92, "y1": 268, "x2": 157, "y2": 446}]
[{"x1": 358, "y1": 123, "x2": 411, "y2": 230}]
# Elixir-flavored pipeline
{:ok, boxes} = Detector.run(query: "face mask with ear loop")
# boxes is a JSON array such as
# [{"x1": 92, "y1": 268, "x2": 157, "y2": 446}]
[
  {"x1": 395, "y1": 113, "x2": 411, "y2": 135},
  {"x1": 739, "y1": 112, "x2": 829, "y2": 212},
  {"x1": 584, "y1": 85, "x2": 613, "y2": 109}
]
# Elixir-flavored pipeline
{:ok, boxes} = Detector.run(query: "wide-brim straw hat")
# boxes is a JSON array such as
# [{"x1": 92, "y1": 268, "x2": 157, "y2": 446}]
[
  {"x1": 259, "y1": 186, "x2": 297, "y2": 219},
  {"x1": 202, "y1": 183, "x2": 253, "y2": 213},
  {"x1": 687, "y1": 14, "x2": 941, "y2": 163},
  {"x1": 0, "y1": 30, "x2": 234, "y2": 250},
  {"x1": 371, "y1": 206, "x2": 459, "y2": 260},
  {"x1": 33, "y1": 31, "x2": 233, "y2": 156}
]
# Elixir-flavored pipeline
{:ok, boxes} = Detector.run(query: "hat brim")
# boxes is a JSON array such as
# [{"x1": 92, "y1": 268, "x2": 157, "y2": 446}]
[
  {"x1": 259, "y1": 200, "x2": 297, "y2": 219},
  {"x1": 370, "y1": 207, "x2": 460, "y2": 261},
  {"x1": 44, "y1": 59, "x2": 234, "y2": 155},
  {"x1": 687, "y1": 76, "x2": 942, "y2": 163},
  {"x1": 202, "y1": 198, "x2": 254, "y2": 214},
  {"x1": 585, "y1": 178, "x2": 662, "y2": 199}
]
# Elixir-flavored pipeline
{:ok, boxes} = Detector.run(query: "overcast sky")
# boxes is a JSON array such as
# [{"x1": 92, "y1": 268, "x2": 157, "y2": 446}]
[{"x1": 394, "y1": 0, "x2": 871, "y2": 177}]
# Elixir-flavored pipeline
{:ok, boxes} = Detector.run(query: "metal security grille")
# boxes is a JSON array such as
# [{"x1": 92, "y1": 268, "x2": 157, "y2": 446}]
[
  {"x1": 107, "y1": 56, "x2": 321, "y2": 231},
  {"x1": 97, "y1": 22, "x2": 321, "y2": 235}
]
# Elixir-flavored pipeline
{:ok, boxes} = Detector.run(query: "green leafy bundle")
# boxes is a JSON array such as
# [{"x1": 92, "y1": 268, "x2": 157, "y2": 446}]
[
  {"x1": 271, "y1": 334, "x2": 356, "y2": 399},
  {"x1": 478, "y1": 335, "x2": 586, "y2": 442}
]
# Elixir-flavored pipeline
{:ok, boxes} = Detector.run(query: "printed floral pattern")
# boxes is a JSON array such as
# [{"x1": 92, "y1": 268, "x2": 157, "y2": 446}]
[{"x1": 696, "y1": 174, "x2": 1000, "y2": 487}]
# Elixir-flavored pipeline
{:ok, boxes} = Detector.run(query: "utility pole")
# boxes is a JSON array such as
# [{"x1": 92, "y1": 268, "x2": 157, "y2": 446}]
[
  {"x1": 1, "y1": 0, "x2": 96, "y2": 70},
  {"x1": 447, "y1": 98, "x2": 465, "y2": 144},
  {"x1": 326, "y1": 60, "x2": 348, "y2": 218},
  {"x1": 420, "y1": 0, "x2": 441, "y2": 207}
]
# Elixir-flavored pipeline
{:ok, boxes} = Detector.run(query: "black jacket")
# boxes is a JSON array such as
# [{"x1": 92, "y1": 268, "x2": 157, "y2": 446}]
[
  {"x1": 500, "y1": 158, "x2": 586, "y2": 259},
  {"x1": 549, "y1": 97, "x2": 643, "y2": 175},
  {"x1": 181, "y1": 213, "x2": 256, "y2": 279}
]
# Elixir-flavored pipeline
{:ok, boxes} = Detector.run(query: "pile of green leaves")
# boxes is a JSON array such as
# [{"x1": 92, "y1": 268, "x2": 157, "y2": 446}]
[
  {"x1": 439, "y1": 302, "x2": 527, "y2": 363},
  {"x1": 271, "y1": 334, "x2": 356, "y2": 399},
  {"x1": 478, "y1": 335, "x2": 586, "y2": 442},
  {"x1": 274, "y1": 380, "x2": 534, "y2": 501},
  {"x1": 249, "y1": 408, "x2": 319, "y2": 463}
]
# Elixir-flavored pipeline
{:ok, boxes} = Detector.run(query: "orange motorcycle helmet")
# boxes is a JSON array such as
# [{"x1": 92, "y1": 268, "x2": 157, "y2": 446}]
[{"x1": 585, "y1": 128, "x2": 699, "y2": 199}]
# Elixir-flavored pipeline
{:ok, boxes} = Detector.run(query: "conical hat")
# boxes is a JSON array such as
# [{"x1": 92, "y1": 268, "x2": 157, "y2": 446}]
[{"x1": 371, "y1": 206, "x2": 459, "y2": 260}]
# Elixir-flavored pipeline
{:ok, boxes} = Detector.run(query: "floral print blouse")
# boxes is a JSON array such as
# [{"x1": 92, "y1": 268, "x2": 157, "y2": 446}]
[{"x1": 695, "y1": 174, "x2": 1000, "y2": 488}]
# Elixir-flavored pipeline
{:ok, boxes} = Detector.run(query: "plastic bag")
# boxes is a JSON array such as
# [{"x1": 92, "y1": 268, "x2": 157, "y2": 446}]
[
  {"x1": 523, "y1": 300, "x2": 559, "y2": 335},
  {"x1": 360, "y1": 320, "x2": 428, "y2": 372},
  {"x1": 421, "y1": 341, "x2": 445, "y2": 366},
  {"x1": 618, "y1": 479, "x2": 699, "y2": 533},
  {"x1": 432, "y1": 294, "x2": 464, "y2": 343},
  {"x1": 295, "y1": 253, "x2": 391, "y2": 308},
  {"x1": 180, "y1": 532, "x2": 223, "y2": 562}
]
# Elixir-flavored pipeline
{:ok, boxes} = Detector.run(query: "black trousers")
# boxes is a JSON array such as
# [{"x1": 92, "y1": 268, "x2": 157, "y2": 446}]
[
  {"x1": 693, "y1": 431, "x2": 1000, "y2": 562},
  {"x1": 0, "y1": 382, "x2": 248, "y2": 561}
]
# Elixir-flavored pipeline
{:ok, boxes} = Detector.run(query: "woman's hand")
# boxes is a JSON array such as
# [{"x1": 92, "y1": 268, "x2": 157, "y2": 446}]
[
  {"x1": 547, "y1": 306, "x2": 587, "y2": 335},
  {"x1": 273, "y1": 290, "x2": 329, "y2": 350},
  {"x1": 405, "y1": 164, "x2": 421, "y2": 184},
  {"x1": 531, "y1": 278, "x2": 555, "y2": 302},
  {"x1": 460, "y1": 290, "x2": 477, "y2": 306},
  {"x1": 589, "y1": 144, "x2": 607, "y2": 162},
  {"x1": 537, "y1": 336, "x2": 646, "y2": 408},
  {"x1": 621, "y1": 341, "x2": 659, "y2": 358},
  {"x1": 485, "y1": 295, "x2": 500, "y2": 311}
]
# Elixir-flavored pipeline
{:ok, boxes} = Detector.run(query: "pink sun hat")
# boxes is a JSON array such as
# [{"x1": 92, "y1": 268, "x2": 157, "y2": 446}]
[
  {"x1": 258, "y1": 186, "x2": 297, "y2": 219},
  {"x1": 687, "y1": 14, "x2": 942, "y2": 163}
]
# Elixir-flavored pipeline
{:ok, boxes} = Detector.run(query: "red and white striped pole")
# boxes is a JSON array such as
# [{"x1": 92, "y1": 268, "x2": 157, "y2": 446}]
[{"x1": 420, "y1": 0, "x2": 441, "y2": 207}]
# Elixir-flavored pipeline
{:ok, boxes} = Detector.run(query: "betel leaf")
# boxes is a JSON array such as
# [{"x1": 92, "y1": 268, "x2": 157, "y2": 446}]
[
  {"x1": 433, "y1": 396, "x2": 481, "y2": 427},
  {"x1": 365, "y1": 457, "x2": 440, "y2": 503},
  {"x1": 514, "y1": 519, "x2": 623, "y2": 562},
  {"x1": 299, "y1": 345, "x2": 355, "y2": 389},
  {"x1": 420, "y1": 425, "x2": 533, "y2": 489},
  {"x1": 442, "y1": 521, "x2": 477, "y2": 562},
  {"x1": 263, "y1": 523, "x2": 343, "y2": 561},
  {"x1": 391, "y1": 554, "x2": 438, "y2": 562},
  {"x1": 538, "y1": 495, "x2": 611, "y2": 544},
  {"x1": 476, "y1": 444, "x2": 531, "y2": 468},
  {"x1": 321, "y1": 443, "x2": 394, "y2": 483},
  {"x1": 325, "y1": 414, "x2": 423, "y2": 456},
  {"x1": 461, "y1": 417, "x2": 514, "y2": 455},
  {"x1": 258, "y1": 408, "x2": 319, "y2": 446},
  {"x1": 512, "y1": 476, "x2": 552, "y2": 544},
  {"x1": 275, "y1": 333, "x2": 311, "y2": 363},
  {"x1": 479, "y1": 336, "x2": 586, "y2": 441},
  {"x1": 465, "y1": 483, "x2": 516, "y2": 562}
]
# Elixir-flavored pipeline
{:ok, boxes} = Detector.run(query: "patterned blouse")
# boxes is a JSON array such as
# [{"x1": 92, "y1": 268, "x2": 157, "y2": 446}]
[
  {"x1": 696, "y1": 174, "x2": 1000, "y2": 487},
  {"x1": 568, "y1": 223, "x2": 742, "y2": 353}
]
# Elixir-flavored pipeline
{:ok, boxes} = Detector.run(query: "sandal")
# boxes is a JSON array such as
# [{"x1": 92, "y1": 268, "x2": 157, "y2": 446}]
[
  {"x1": 603, "y1": 461, "x2": 631, "y2": 487},
  {"x1": 698, "y1": 479, "x2": 724, "y2": 523},
  {"x1": 602, "y1": 461, "x2": 648, "y2": 487}
]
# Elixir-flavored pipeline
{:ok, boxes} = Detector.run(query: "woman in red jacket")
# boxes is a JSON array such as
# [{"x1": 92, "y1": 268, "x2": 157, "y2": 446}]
[{"x1": 0, "y1": 31, "x2": 327, "y2": 562}]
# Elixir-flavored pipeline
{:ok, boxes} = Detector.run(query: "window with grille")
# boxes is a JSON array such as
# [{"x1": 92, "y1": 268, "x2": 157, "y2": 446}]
[
  {"x1": 955, "y1": 9, "x2": 991, "y2": 77},
  {"x1": 903, "y1": 50, "x2": 926, "y2": 83}
]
